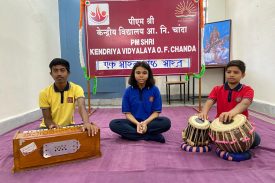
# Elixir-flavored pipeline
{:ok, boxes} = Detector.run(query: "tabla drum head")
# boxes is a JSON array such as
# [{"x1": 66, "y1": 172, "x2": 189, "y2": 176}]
[
  {"x1": 188, "y1": 115, "x2": 210, "y2": 130},
  {"x1": 210, "y1": 114, "x2": 247, "y2": 132}
]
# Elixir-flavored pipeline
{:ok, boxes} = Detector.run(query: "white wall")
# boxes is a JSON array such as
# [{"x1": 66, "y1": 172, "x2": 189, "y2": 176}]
[
  {"x1": 199, "y1": 0, "x2": 226, "y2": 95},
  {"x1": 226, "y1": 0, "x2": 275, "y2": 115},
  {"x1": 0, "y1": 0, "x2": 61, "y2": 133}
]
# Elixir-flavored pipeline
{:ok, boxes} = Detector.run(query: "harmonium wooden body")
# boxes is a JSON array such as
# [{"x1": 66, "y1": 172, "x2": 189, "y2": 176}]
[{"x1": 12, "y1": 125, "x2": 101, "y2": 172}]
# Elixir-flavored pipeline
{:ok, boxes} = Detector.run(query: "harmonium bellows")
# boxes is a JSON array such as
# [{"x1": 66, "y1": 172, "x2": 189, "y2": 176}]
[{"x1": 12, "y1": 125, "x2": 101, "y2": 172}]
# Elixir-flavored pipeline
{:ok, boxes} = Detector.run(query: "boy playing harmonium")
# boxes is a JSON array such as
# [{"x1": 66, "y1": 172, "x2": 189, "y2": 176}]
[{"x1": 39, "y1": 58, "x2": 98, "y2": 136}]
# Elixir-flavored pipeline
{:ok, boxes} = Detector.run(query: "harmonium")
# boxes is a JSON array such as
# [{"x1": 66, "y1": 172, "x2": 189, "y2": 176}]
[{"x1": 12, "y1": 125, "x2": 101, "y2": 172}]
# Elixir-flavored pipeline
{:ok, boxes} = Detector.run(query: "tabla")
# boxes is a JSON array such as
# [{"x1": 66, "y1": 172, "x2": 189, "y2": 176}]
[
  {"x1": 209, "y1": 114, "x2": 255, "y2": 153},
  {"x1": 182, "y1": 116, "x2": 210, "y2": 146}
]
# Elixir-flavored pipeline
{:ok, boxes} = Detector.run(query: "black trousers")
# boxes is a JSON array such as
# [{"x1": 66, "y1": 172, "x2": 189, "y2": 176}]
[{"x1": 109, "y1": 117, "x2": 171, "y2": 141}]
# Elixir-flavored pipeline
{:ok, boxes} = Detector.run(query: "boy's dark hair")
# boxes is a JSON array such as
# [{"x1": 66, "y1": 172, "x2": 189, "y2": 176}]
[
  {"x1": 49, "y1": 58, "x2": 70, "y2": 73},
  {"x1": 226, "y1": 60, "x2": 246, "y2": 73},
  {"x1": 128, "y1": 61, "x2": 155, "y2": 88}
]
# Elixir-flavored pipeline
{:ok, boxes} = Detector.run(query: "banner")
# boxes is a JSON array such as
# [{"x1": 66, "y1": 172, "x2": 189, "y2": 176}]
[{"x1": 85, "y1": 0, "x2": 200, "y2": 77}]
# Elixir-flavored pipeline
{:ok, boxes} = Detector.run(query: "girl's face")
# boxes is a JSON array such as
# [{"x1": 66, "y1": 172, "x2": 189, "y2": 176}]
[{"x1": 134, "y1": 66, "x2": 149, "y2": 88}]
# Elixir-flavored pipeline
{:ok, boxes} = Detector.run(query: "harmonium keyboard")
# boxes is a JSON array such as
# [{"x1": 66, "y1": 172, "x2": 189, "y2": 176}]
[{"x1": 12, "y1": 125, "x2": 101, "y2": 172}]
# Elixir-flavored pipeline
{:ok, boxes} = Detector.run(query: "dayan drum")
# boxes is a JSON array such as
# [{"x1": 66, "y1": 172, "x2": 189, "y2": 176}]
[
  {"x1": 209, "y1": 114, "x2": 255, "y2": 153},
  {"x1": 182, "y1": 116, "x2": 210, "y2": 147}
]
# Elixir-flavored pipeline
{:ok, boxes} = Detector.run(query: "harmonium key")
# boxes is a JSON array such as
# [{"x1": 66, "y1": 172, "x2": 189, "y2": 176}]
[{"x1": 12, "y1": 125, "x2": 101, "y2": 172}]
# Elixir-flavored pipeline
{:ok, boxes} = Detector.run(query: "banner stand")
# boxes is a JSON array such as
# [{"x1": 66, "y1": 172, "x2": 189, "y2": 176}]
[{"x1": 87, "y1": 80, "x2": 97, "y2": 116}]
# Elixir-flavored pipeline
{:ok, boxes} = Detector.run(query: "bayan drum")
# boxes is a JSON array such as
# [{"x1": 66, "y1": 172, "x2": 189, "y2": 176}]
[
  {"x1": 209, "y1": 114, "x2": 255, "y2": 153},
  {"x1": 182, "y1": 115, "x2": 210, "y2": 147}
]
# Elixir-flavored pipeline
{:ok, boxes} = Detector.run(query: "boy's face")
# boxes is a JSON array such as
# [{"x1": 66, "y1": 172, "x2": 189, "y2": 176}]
[
  {"x1": 50, "y1": 65, "x2": 69, "y2": 84},
  {"x1": 225, "y1": 66, "x2": 245, "y2": 85}
]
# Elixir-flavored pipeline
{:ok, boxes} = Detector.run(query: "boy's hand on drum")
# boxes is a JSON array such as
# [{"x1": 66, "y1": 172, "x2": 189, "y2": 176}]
[
  {"x1": 219, "y1": 112, "x2": 234, "y2": 123},
  {"x1": 197, "y1": 112, "x2": 208, "y2": 121}
]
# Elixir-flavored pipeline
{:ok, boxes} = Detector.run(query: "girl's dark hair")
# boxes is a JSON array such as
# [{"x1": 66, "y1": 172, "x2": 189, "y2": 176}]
[
  {"x1": 128, "y1": 61, "x2": 155, "y2": 88},
  {"x1": 49, "y1": 58, "x2": 70, "y2": 73},
  {"x1": 226, "y1": 60, "x2": 246, "y2": 73}
]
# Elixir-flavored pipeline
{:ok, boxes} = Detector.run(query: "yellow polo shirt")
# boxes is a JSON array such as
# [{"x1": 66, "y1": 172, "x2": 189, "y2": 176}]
[{"x1": 39, "y1": 82, "x2": 84, "y2": 127}]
